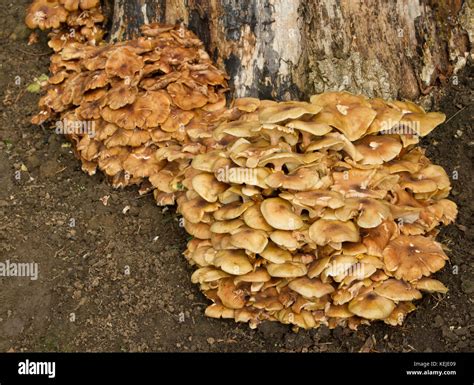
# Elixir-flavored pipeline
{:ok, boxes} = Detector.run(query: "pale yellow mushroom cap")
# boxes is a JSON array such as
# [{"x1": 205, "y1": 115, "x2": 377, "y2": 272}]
[
  {"x1": 348, "y1": 291, "x2": 396, "y2": 320},
  {"x1": 260, "y1": 197, "x2": 304, "y2": 230}
]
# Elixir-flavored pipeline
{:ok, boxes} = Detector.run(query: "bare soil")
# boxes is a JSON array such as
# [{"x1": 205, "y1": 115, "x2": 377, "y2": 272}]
[{"x1": 0, "y1": 0, "x2": 472, "y2": 352}]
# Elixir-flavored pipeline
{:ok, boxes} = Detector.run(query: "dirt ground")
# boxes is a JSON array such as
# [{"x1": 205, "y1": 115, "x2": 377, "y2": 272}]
[{"x1": 0, "y1": 1, "x2": 472, "y2": 352}]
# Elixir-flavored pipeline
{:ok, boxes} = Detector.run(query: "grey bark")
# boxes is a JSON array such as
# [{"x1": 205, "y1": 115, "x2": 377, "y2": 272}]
[{"x1": 105, "y1": 0, "x2": 473, "y2": 103}]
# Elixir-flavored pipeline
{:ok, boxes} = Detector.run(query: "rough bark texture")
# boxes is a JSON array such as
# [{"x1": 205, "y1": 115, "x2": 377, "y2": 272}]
[{"x1": 105, "y1": 0, "x2": 473, "y2": 103}]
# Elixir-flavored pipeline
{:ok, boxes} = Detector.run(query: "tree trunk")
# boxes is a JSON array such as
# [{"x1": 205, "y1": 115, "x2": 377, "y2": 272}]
[{"x1": 105, "y1": 0, "x2": 472, "y2": 103}]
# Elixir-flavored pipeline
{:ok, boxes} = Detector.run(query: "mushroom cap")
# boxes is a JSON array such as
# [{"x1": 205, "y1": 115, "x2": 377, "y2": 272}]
[
  {"x1": 192, "y1": 151, "x2": 230, "y2": 172},
  {"x1": 355, "y1": 135, "x2": 402, "y2": 165},
  {"x1": 205, "y1": 304, "x2": 235, "y2": 319},
  {"x1": 285, "y1": 120, "x2": 332, "y2": 136},
  {"x1": 260, "y1": 242, "x2": 293, "y2": 264},
  {"x1": 192, "y1": 173, "x2": 228, "y2": 202},
  {"x1": 265, "y1": 166, "x2": 321, "y2": 191},
  {"x1": 309, "y1": 219, "x2": 360, "y2": 245},
  {"x1": 258, "y1": 101, "x2": 322, "y2": 123},
  {"x1": 214, "y1": 250, "x2": 253, "y2": 275},
  {"x1": 217, "y1": 278, "x2": 247, "y2": 309},
  {"x1": 26, "y1": 0, "x2": 69, "y2": 30},
  {"x1": 291, "y1": 190, "x2": 345, "y2": 209},
  {"x1": 399, "y1": 111, "x2": 446, "y2": 137},
  {"x1": 307, "y1": 257, "x2": 331, "y2": 278},
  {"x1": 383, "y1": 235, "x2": 448, "y2": 281},
  {"x1": 348, "y1": 291, "x2": 396, "y2": 320},
  {"x1": 384, "y1": 301, "x2": 416, "y2": 326},
  {"x1": 374, "y1": 279, "x2": 422, "y2": 301},
  {"x1": 179, "y1": 196, "x2": 219, "y2": 224},
  {"x1": 191, "y1": 267, "x2": 230, "y2": 284},
  {"x1": 331, "y1": 168, "x2": 383, "y2": 199},
  {"x1": 367, "y1": 98, "x2": 404, "y2": 134},
  {"x1": 325, "y1": 304, "x2": 354, "y2": 318},
  {"x1": 242, "y1": 204, "x2": 273, "y2": 231},
  {"x1": 234, "y1": 268, "x2": 271, "y2": 283},
  {"x1": 213, "y1": 201, "x2": 253, "y2": 221},
  {"x1": 184, "y1": 221, "x2": 212, "y2": 240},
  {"x1": 402, "y1": 164, "x2": 451, "y2": 198},
  {"x1": 230, "y1": 227, "x2": 268, "y2": 254},
  {"x1": 269, "y1": 230, "x2": 299, "y2": 250},
  {"x1": 266, "y1": 262, "x2": 308, "y2": 278},
  {"x1": 362, "y1": 220, "x2": 399, "y2": 257},
  {"x1": 233, "y1": 97, "x2": 261, "y2": 112},
  {"x1": 210, "y1": 233, "x2": 236, "y2": 250},
  {"x1": 412, "y1": 278, "x2": 448, "y2": 293},
  {"x1": 288, "y1": 277, "x2": 335, "y2": 298},
  {"x1": 310, "y1": 92, "x2": 377, "y2": 141},
  {"x1": 260, "y1": 197, "x2": 304, "y2": 230},
  {"x1": 167, "y1": 82, "x2": 208, "y2": 110},
  {"x1": 105, "y1": 47, "x2": 144, "y2": 79},
  {"x1": 210, "y1": 219, "x2": 245, "y2": 234},
  {"x1": 335, "y1": 197, "x2": 391, "y2": 229}
]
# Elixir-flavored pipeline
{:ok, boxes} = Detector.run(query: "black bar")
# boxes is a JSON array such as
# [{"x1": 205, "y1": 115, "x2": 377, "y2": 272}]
[{"x1": 0, "y1": 352, "x2": 471, "y2": 384}]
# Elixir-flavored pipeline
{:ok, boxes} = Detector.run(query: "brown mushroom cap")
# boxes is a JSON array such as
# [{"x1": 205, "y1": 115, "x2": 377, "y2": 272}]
[
  {"x1": 309, "y1": 219, "x2": 360, "y2": 245},
  {"x1": 325, "y1": 304, "x2": 354, "y2": 318},
  {"x1": 362, "y1": 220, "x2": 399, "y2": 257},
  {"x1": 205, "y1": 303, "x2": 235, "y2": 319},
  {"x1": 335, "y1": 197, "x2": 391, "y2": 229},
  {"x1": 105, "y1": 47, "x2": 144, "y2": 79},
  {"x1": 233, "y1": 97, "x2": 261, "y2": 112},
  {"x1": 348, "y1": 291, "x2": 396, "y2": 320},
  {"x1": 400, "y1": 165, "x2": 451, "y2": 197},
  {"x1": 399, "y1": 111, "x2": 446, "y2": 137},
  {"x1": 260, "y1": 197, "x2": 304, "y2": 230},
  {"x1": 310, "y1": 92, "x2": 377, "y2": 141},
  {"x1": 258, "y1": 101, "x2": 321, "y2": 123},
  {"x1": 374, "y1": 279, "x2": 422, "y2": 301},
  {"x1": 383, "y1": 235, "x2": 448, "y2": 281},
  {"x1": 230, "y1": 227, "x2": 268, "y2": 254},
  {"x1": 210, "y1": 219, "x2": 245, "y2": 234},
  {"x1": 266, "y1": 262, "x2": 308, "y2": 278},
  {"x1": 288, "y1": 277, "x2": 335, "y2": 298},
  {"x1": 269, "y1": 230, "x2": 299, "y2": 250},
  {"x1": 384, "y1": 301, "x2": 416, "y2": 326},
  {"x1": 191, "y1": 267, "x2": 229, "y2": 284},
  {"x1": 412, "y1": 278, "x2": 448, "y2": 293},
  {"x1": 192, "y1": 173, "x2": 228, "y2": 202},
  {"x1": 355, "y1": 135, "x2": 403, "y2": 165},
  {"x1": 265, "y1": 166, "x2": 321, "y2": 191},
  {"x1": 242, "y1": 204, "x2": 273, "y2": 231},
  {"x1": 285, "y1": 120, "x2": 332, "y2": 136},
  {"x1": 167, "y1": 82, "x2": 209, "y2": 110},
  {"x1": 213, "y1": 201, "x2": 253, "y2": 221},
  {"x1": 234, "y1": 268, "x2": 271, "y2": 284},
  {"x1": 26, "y1": 0, "x2": 69, "y2": 30},
  {"x1": 217, "y1": 278, "x2": 247, "y2": 309},
  {"x1": 367, "y1": 98, "x2": 404, "y2": 134},
  {"x1": 214, "y1": 250, "x2": 253, "y2": 275},
  {"x1": 260, "y1": 242, "x2": 293, "y2": 264}
]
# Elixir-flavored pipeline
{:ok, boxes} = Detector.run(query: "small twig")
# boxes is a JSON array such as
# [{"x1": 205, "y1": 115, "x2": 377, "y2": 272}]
[
  {"x1": 55, "y1": 166, "x2": 67, "y2": 174},
  {"x1": 14, "y1": 89, "x2": 26, "y2": 103},
  {"x1": 444, "y1": 105, "x2": 469, "y2": 124},
  {"x1": 13, "y1": 48, "x2": 51, "y2": 57}
]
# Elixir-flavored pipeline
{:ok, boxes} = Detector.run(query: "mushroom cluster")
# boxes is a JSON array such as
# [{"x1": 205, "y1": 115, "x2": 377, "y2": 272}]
[
  {"x1": 31, "y1": 22, "x2": 230, "y2": 205},
  {"x1": 178, "y1": 94, "x2": 456, "y2": 330},
  {"x1": 26, "y1": 9, "x2": 456, "y2": 330},
  {"x1": 26, "y1": 0, "x2": 105, "y2": 49}
]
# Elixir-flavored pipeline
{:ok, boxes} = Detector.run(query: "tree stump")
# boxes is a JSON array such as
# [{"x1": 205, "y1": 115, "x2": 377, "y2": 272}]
[{"x1": 105, "y1": 0, "x2": 472, "y2": 102}]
